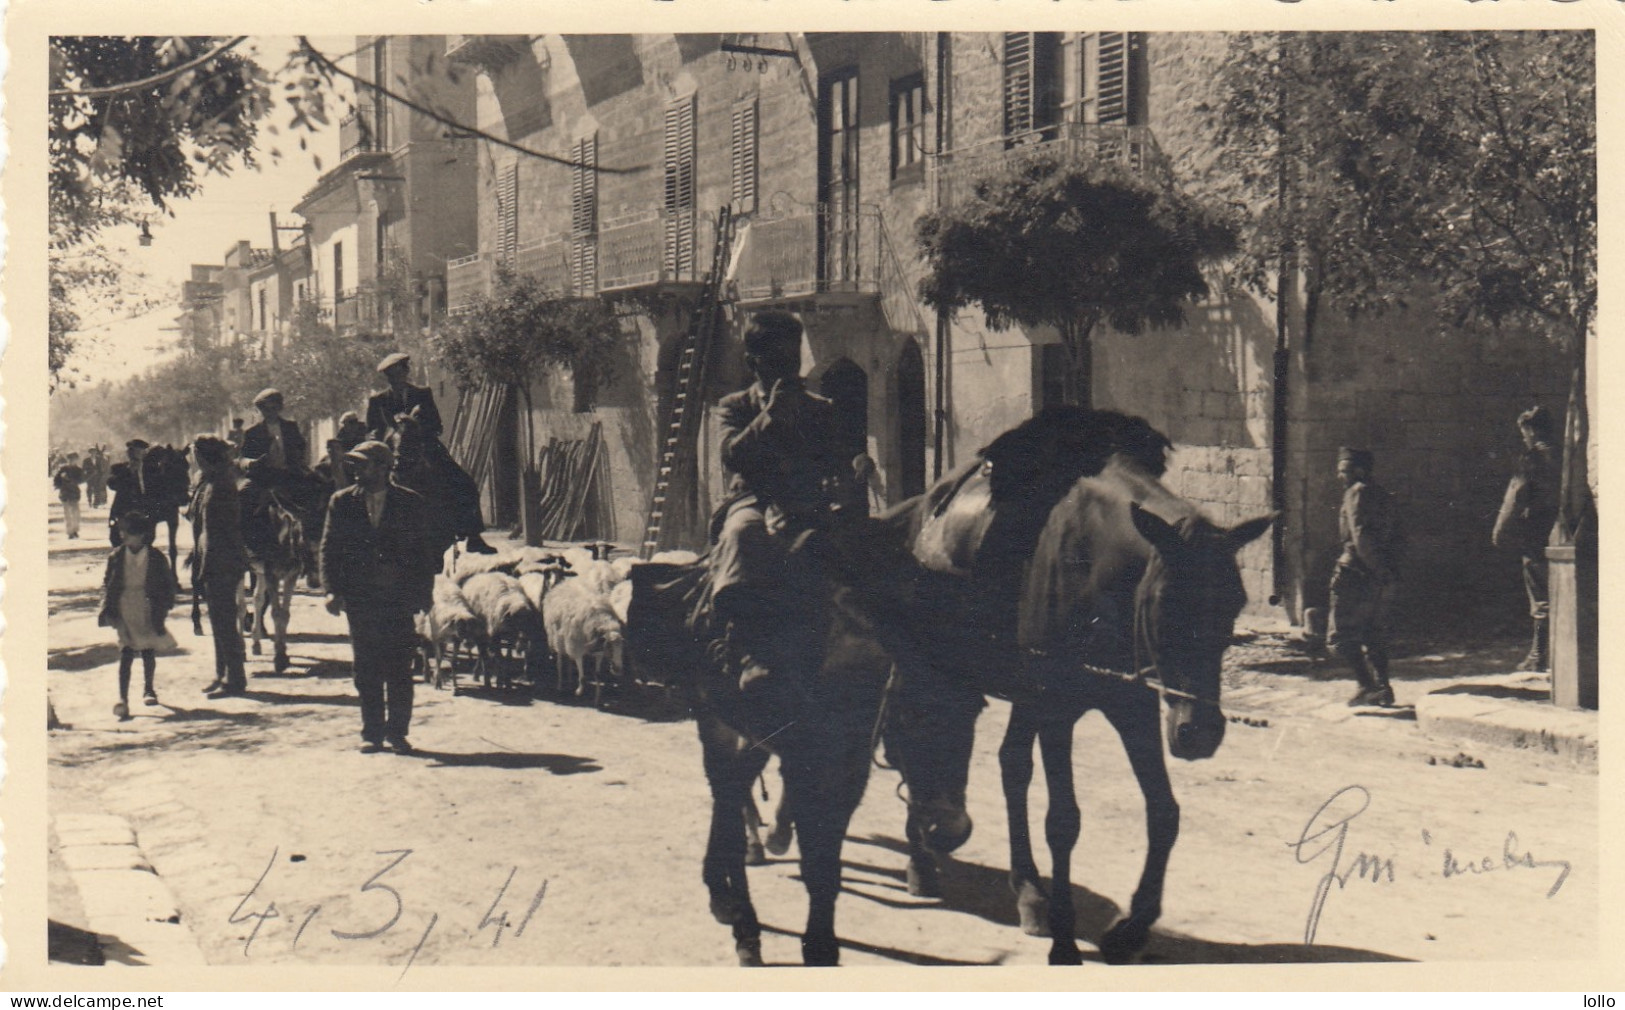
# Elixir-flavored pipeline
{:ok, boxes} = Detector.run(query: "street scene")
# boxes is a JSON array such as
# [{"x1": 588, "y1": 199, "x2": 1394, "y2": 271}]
[{"x1": 38, "y1": 30, "x2": 1598, "y2": 977}]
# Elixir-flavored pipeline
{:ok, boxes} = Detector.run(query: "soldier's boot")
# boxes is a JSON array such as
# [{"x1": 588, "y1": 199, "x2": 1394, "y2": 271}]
[
  {"x1": 1366, "y1": 646, "x2": 1395, "y2": 707},
  {"x1": 1518, "y1": 617, "x2": 1550, "y2": 673},
  {"x1": 465, "y1": 533, "x2": 498, "y2": 555},
  {"x1": 1337, "y1": 642, "x2": 1379, "y2": 706}
]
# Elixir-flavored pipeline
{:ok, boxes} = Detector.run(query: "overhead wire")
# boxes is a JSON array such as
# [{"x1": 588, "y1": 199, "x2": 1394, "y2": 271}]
[{"x1": 49, "y1": 37, "x2": 251, "y2": 99}]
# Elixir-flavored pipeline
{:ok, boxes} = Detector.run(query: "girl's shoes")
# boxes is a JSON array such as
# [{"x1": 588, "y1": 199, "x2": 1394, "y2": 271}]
[
  {"x1": 113, "y1": 701, "x2": 130, "y2": 721},
  {"x1": 143, "y1": 691, "x2": 159, "y2": 706}
]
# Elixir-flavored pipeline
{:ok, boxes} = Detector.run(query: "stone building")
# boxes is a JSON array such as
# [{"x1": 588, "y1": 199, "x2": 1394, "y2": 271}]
[{"x1": 445, "y1": 32, "x2": 1572, "y2": 627}]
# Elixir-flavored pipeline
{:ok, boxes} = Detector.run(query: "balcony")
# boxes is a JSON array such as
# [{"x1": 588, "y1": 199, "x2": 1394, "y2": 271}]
[
  {"x1": 934, "y1": 122, "x2": 1171, "y2": 207},
  {"x1": 446, "y1": 253, "x2": 491, "y2": 314},
  {"x1": 597, "y1": 210, "x2": 716, "y2": 293},
  {"x1": 515, "y1": 236, "x2": 573, "y2": 297},
  {"x1": 446, "y1": 35, "x2": 530, "y2": 72},
  {"x1": 339, "y1": 104, "x2": 389, "y2": 162},
  {"x1": 733, "y1": 204, "x2": 882, "y2": 303}
]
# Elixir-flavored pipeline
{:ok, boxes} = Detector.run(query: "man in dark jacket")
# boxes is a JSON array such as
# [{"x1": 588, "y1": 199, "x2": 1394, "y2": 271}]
[
  {"x1": 320, "y1": 440, "x2": 443, "y2": 753},
  {"x1": 241, "y1": 388, "x2": 320, "y2": 559},
  {"x1": 107, "y1": 439, "x2": 167, "y2": 545},
  {"x1": 189, "y1": 435, "x2": 250, "y2": 697},
  {"x1": 1493, "y1": 405, "x2": 1561, "y2": 672},
  {"x1": 54, "y1": 452, "x2": 86, "y2": 539},
  {"x1": 367, "y1": 352, "x2": 494, "y2": 553},
  {"x1": 708, "y1": 311, "x2": 841, "y2": 732},
  {"x1": 1329, "y1": 447, "x2": 1404, "y2": 707}
]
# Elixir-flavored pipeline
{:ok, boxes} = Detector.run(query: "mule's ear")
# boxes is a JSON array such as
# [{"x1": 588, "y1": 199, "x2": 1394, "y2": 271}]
[
  {"x1": 1225, "y1": 512, "x2": 1276, "y2": 553},
  {"x1": 1130, "y1": 502, "x2": 1183, "y2": 556}
]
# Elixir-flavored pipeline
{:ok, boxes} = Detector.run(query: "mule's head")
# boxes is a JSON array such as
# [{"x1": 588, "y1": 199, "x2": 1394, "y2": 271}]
[
  {"x1": 885, "y1": 665, "x2": 985, "y2": 855},
  {"x1": 1129, "y1": 504, "x2": 1272, "y2": 761}
]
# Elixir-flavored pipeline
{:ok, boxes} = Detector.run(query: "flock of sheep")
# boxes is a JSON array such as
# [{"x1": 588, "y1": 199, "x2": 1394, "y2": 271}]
[{"x1": 414, "y1": 543, "x2": 699, "y2": 705}]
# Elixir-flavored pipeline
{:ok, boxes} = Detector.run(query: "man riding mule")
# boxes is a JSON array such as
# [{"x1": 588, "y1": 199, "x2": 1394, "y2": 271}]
[
  {"x1": 368, "y1": 352, "x2": 495, "y2": 555},
  {"x1": 239, "y1": 389, "x2": 328, "y2": 573}
]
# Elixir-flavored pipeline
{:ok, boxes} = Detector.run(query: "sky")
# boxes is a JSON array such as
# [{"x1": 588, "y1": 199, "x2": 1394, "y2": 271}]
[{"x1": 63, "y1": 36, "x2": 356, "y2": 386}]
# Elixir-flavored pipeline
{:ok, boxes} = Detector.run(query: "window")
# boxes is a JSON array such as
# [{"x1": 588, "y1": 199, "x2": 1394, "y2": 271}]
[
  {"x1": 333, "y1": 241, "x2": 344, "y2": 297},
  {"x1": 1003, "y1": 32, "x2": 1060, "y2": 144},
  {"x1": 889, "y1": 74, "x2": 926, "y2": 183},
  {"x1": 730, "y1": 100, "x2": 759, "y2": 214},
  {"x1": 499, "y1": 162, "x2": 520, "y2": 265},
  {"x1": 818, "y1": 68, "x2": 860, "y2": 288},
  {"x1": 664, "y1": 94, "x2": 698, "y2": 277},
  {"x1": 258, "y1": 288, "x2": 267, "y2": 331},
  {"x1": 371, "y1": 39, "x2": 390, "y2": 149}
]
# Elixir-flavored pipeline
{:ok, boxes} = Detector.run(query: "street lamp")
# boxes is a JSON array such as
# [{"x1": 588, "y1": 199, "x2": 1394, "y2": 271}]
[{"x1": 137, "y1": 221, "x2": 153, "y2": 247}]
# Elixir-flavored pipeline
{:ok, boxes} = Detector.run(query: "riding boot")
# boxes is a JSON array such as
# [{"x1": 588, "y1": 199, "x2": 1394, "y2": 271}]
[
  {"x1": 1337, "y1": 641, "x2": 1377, "y2": 706},
  {"x1": 1518, "y1": 617, "x2": 1550, "y2": 673},
  {"x1": 465, "y1": 533, "x2": 498, "y2": 555}
]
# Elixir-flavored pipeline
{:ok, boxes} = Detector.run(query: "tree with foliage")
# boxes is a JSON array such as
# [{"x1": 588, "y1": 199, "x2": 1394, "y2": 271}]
[
  {"x1": 435, "y1": 266, "x2": 624, "y2": 459},
  {"x1": 916, "y1": 154, "x2": 1237, "y2": 408},
  {"x1": 1207, "y1": 30, "x2": 1595, "y2": 545}
]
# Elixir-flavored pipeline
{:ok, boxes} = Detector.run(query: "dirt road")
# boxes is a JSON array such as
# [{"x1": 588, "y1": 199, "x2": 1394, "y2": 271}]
[{"x1": 45, "y1": 503, "x2": 1597, "y2": 972}]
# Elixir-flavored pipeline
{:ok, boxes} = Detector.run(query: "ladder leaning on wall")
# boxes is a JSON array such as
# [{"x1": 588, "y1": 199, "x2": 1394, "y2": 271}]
[{"x1": 640, "y1": 205, "x2": 737, "y2": 559}]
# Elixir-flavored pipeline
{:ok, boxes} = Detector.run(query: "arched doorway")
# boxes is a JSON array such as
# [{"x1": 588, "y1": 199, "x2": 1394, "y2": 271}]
[
  {"x1": 897, "y1": 339, "x2": 927, "y2": 499},
  {"x1": 820, "y1": 358, "x2": 869, "y2": 512}
]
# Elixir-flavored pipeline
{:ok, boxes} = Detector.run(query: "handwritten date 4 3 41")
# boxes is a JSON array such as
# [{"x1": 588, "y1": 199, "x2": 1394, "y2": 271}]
[{"x1": 230, "y1": 847, "x2": 548, "y2": 977}]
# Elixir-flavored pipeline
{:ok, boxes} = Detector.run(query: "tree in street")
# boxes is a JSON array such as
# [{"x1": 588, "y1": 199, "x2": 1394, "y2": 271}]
[{"x1": 916, "y1": 153, "x2": 1237, "y2": 407}]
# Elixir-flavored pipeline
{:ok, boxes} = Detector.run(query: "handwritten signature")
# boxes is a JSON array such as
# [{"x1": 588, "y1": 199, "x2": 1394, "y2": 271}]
[
  {"x1": 1291, "y1": 786, "x2": 1575, "y2": 946},
  {"x1": 231, "y1": 847, "x2": 548, "y2": 980}
]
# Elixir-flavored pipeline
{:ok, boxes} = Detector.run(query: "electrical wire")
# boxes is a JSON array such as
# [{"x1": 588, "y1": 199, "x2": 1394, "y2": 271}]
[{"x1": 49, "y1": 37, "x2": 251, "y2": 99}]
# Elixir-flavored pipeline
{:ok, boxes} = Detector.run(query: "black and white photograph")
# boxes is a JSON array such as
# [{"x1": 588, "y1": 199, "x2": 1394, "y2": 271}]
[{"x1": 5, "y1": 7, "x2": 1615, "y2": 990}]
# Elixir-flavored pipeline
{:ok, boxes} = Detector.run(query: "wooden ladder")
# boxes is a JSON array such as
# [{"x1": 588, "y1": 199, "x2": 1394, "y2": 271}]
[{"x1": 640, "y1": 206, "x2": 736, "y2": 559}]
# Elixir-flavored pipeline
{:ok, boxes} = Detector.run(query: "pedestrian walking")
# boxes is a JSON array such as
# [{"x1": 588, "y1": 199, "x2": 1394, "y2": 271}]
[
  {"x1": 319, "y1": 440, "x2": 443, "y2": 754},
  {"x1": 1329, "y1": 447, "x2": 1404, "y2": 707},
  {"x1": 54, "y1": 451, "x2": 86, "y2": 539},
  {"x1": 226, "y1": 417, "x2": 247, "y2": 458},
  {"x1": 107, "y1": 438, "x2": 165, "y2": 546},
  {"x1": 96, "y1": 510, "x2": 178, "y2": 720},
  {"x1": 1492, "y1": 405, "x2": 1560, "y2": 672},
  {"x1": 188, "y1": 435, "x2": 250, "y2": 698},
  {"x1": 84, "y1": 446, "x2": 109, "y2": 509}
]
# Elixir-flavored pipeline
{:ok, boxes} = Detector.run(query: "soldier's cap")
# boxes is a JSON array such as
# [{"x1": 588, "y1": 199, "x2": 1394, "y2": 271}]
[
  {"x1": 126, "y1": 438, "x2": 150, "y2": 451},
  {"x1": 1518, "y1": 405, "x2": 1555, "y2": 435},
  {"x1": 253, "y1": 388, "x2": 284, "y2": 406},
  {"x1": 1338, "y1": 446, "x2": 1374, "y2": 469},
  {"x1": 376, "y1": 352, "x2": 411, "y2": 373},
  {"x1": 345, "y1": 439, "x2": 394, "y2": 468}
]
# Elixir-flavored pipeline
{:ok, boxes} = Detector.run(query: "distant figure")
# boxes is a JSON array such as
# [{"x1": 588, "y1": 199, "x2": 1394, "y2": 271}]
[
  {"x1": 107, "y1": 439, "x2": 165, "y2": 546},
  {"x1": 227, "y1": 417, "x2": 247, "y2": 458},
  {"x1": 83, "y1": 446, "x2": 109, "y2": 509},
  {"x1": 1329, "y1": 447, "x2": 1404, "y2": 707},
  {"x1": 97, "y1": 511, "x2": 177, "y2": 720},
  {"x1": 320, "y1": 440, "x2": 443, "y2": 754},
  {"x1": 54, "y1": 451, "x2": 86, "y2": 539},
  {"x1": 336, "y1": 411, "x2": 369, "y2": 452},
  {"x1": 1493, "y1": 405, "x2": 1560, "y2": 673},
  {"x1": 851, "y1": 453, "x2": 885, "y2": 515},
  {"x1": 189, "y1": 436, "x2": 250, "y2": 698},
  {"x1": 367, "y1": 352, "x2": 495, "y2": 554}
]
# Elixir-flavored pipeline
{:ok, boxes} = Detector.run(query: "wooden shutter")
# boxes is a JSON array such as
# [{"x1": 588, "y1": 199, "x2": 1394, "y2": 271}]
[
  {"x1": 730, "y1": 100, "x2": 758, "y2": 215},
  {"x1": 1096, "y1": 32, "x2": 1144, "y2": 124},
  {"x1": 570, "y1": 135, "x2": 598, "y2": 292},
  {"x1": 1003, "y1": 32, "x2": 1034, "y2": 139},
  {"x1": 499, "y1": 162, "x2": 520, "y2": 265},
  {"x1": 663, "y1": 95, "x2": 697, "y2": 278}
]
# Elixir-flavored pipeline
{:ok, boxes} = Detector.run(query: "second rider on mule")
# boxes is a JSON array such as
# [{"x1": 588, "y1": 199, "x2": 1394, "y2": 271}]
[
  {"x1": 367, "y1": 352, "x2": 496, "y2": 555},
  {"x1": 708, "y1": 311, "x2": 843, "y2": 738}
]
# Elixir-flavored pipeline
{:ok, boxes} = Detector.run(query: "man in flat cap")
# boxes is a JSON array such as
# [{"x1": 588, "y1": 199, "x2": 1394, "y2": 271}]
[
  {"x1": 240, "y1": 388, "x2": 316, "y2": 561},
  {"x1": 367, "y1": 351, "x2": 494, "y2": 554},
  {"x1": 320, "y1": 440, "x2": 443, "y2": 753},
  {"x1": 1329, "y1": 447, "x2": 1405, "y2": 707},
  {"x1": 707, "y1": 311, "x2": 842, "y2": 735},
  {"x1": 1493, "y1": 406, "x2": 1560, "y2": 672},
  {"x1": 108, "y1": 439, "x2": 166, "y2": 546}
]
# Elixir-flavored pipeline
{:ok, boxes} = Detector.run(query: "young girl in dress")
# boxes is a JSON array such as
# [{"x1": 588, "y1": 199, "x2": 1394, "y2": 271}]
[{"x1": 97, "y1": 510, "x2": 177, "y2": 720}]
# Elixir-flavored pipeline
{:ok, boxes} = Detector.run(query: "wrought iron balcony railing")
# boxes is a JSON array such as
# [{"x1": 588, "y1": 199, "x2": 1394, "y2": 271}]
[
  {"x1": 446, "y1": 253, "x2": 491, "y2": 314},
  {"x1": 339, "y1": 104, "x2": 388, "y2": 162},
  {"x1": 934, "y1": 122, "x2": 1171, "y2": 207},
  {"x1": 597, "y1": 210, "x2": 716, "y2": 293},
  {"x1": 733, "y1": 203, "x2": 883, "y2": 303},
  {"x1": 515, "y1": 236, "x2": 573, "y2": 297}
]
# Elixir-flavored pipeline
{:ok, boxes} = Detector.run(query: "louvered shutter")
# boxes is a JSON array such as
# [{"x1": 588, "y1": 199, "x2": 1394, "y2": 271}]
[
  {"x1": 499, "y1": 162, "x2": 520, "y2": 265},
  {"x1": 731, "y1": 100, "x2": 758, "y2": 215},
  {"x1": 570, "y1": 135, "x2": 598, "y2": 293},
  {"x1": 1096, "y1": 32, "x2": 1144, "y2": 124},
  {"x1": 1003, "y1": 32, "x2": 1034, "y2": 140},
  {"x1": 663, "y1": 95, "x2": 697, "y2": 279}
]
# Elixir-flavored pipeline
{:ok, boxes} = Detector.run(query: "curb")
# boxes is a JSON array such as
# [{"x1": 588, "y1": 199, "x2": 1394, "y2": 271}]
[
  {"x1": 1413, "y1": 673, "x2": 1597, "y2": 772},
  {"x1": 53, "y1": 812, "x2": 209, "y2": 967}
]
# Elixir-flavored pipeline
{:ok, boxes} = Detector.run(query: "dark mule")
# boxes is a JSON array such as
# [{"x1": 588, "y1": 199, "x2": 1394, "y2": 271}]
[
  {"x1": 384, "y1": 413, "x2": 458, "y2": 565},
  {"x1": 144, "y1": 445, "x2": 194, "y2": 589},
  {"x1": 883, "y1": 408, "x2": 1271, "y2": 964},
  {"x1": 627, "y1": 545, "x2": 978, "y2": 967}
]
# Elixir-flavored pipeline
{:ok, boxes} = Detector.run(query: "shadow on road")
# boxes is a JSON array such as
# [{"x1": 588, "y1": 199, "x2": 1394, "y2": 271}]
[
  {"x1": 47, "y1": 919, "x2": 106, "y2": 966},
  {"x1": 49, "y1": 643, "x2": 126, "y2": 673},
  {"x1": 845, "y1": 835, "x2": 1410, "y2": 965},
  {"x1": 49, "y1": 586, "x2": 105, "y2": 615},
  {"x1": 405, "y1": 748, "x2": 602, "y2": 774},
  {"x1": 239, "y1": 689, "x2": 361, "y2": 707},
  {"x1": 754, "y1": 921, "x2": 1002, "y2": 967}
]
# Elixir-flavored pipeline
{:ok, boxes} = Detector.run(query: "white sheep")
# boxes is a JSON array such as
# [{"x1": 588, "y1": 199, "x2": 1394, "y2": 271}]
[
  {"x1": 451, "y1": 550, "x2": 520, "y2": 584},
  {"x1": 460, "y1": 571, "x2": 545, "y2": 689},
  {"x1": 541, "y1": 575, "x2": 625, "y2": 705},
  {"x1": 416, "y1": 574, "x2": 482, "y2": 690}
]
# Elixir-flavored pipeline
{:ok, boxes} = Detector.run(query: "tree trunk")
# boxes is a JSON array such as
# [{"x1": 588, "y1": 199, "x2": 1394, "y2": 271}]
[{"x1": 1062, "y1": 319, "x2": 1095, "y2": 409}]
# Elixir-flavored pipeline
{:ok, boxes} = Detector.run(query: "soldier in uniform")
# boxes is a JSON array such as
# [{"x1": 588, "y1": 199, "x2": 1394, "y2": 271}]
[
  {"x1": 1329, "y1": 447, "x2": 1403, "y2": 707},
  {"x1": 366, "y1": 352, "x2": 495, "y2": 554},
  {"x1": 1493, "y1": 405, "x2": 1561, "y2": 672},
  {"x1": 709, "y1": 311, "x2": 842, "y2": 732}
]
